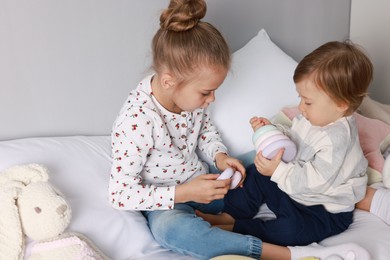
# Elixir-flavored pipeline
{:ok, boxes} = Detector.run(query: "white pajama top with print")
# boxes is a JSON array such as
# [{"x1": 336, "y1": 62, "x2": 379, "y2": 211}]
[{"x1": 109, "y1": 74, "x2": 228, "y2": 211}]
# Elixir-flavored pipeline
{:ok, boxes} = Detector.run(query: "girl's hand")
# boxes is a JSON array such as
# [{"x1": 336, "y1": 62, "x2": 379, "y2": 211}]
[
  {"x1": 214, "y1": 153, "x2": 246, "y2": 187},
  {"x1": 254, "y1": 149, "x2": 284, "y2": 176},
  {"x1": 249, "y1": 116, "x2": 271, "y2": 131},
  {"x1": 175, "y1": 173, "x2": 231, "y2": 204}
]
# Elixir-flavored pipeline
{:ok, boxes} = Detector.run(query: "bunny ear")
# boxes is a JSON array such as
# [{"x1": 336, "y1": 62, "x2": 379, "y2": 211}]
[
  {"x1": 0, "y1": 181, "x2": 25, "y2": 260},
  {"x1": 0, "y1": 164, "x2": 49, "y2": 186},
  {"x1": 0, "y1": 163, "x2": 49, "y2": 259}
]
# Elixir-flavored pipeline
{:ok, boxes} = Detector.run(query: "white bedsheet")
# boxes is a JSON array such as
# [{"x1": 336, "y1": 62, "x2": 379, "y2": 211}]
[{"x1": 0, "y1": 136, "x2": 389, "y2": 259}]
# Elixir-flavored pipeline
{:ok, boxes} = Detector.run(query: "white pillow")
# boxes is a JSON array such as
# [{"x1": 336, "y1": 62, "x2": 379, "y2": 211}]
[{"x1": 210, "y1": 29, "x2": 299, "y2": 158}]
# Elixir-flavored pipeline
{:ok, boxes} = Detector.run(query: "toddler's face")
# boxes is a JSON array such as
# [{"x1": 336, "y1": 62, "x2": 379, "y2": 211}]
[{"x1": 296, "y1": 76, "x2": 347, "y2": 127}]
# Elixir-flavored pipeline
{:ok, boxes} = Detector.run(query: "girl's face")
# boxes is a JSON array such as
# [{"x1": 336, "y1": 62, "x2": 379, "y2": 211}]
[
  {"x1": 171, "y1": 65, "x2": 228, "y2": 113},
  {"x1": 296, "y1": 76, "x2": 347, "y2": 127}
]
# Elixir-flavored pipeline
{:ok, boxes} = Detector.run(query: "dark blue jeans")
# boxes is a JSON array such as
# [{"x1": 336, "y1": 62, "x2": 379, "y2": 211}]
[{"x1": 223, "y1": 164, "x2": 353, "y2": 246}]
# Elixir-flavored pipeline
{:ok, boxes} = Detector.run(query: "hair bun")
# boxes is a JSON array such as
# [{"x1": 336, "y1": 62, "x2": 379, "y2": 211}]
[{"x1": 160, "y1": 0, "x2": 206, "y2": 32}]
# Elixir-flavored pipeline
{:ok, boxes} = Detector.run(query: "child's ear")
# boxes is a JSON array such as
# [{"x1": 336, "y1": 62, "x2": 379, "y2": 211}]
[
  {"x1": 160, "y1": 72, "x2": 176, "y2": 90},
  {"x1": 337, "y1": 102, "x2": 349, "y2": 114}
]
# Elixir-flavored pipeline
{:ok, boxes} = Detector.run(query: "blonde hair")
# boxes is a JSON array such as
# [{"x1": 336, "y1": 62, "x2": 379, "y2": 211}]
[
  {"x1": 293, "y1": 41, "x2": 373, "y2": 115},
  {"x1": 152, "y1": 0, "x2": 231, "y2": 84}
]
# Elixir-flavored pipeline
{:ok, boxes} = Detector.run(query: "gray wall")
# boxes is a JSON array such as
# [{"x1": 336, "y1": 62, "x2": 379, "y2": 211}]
[
  {"x1": 205, "y1": 0, "x2": 351, "y2": 61},
  {"x1": 350, "y1": 0, "x2": 390, "y2": 104},
  {"x1": 0, "y1": 0, "x2": 351, "y2": 140}
]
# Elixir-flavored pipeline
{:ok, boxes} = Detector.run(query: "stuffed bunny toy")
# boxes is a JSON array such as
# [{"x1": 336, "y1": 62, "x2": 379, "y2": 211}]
[{"x1": 0, "y1": 163, "x2": 109, "y2": 260}]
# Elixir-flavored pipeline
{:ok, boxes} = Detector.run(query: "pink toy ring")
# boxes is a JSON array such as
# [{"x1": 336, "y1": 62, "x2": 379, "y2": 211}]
[
  {"x1": 217, "y1": 168, "x2": 234, "y2": 180},
  {"x1": 254, "y1": 129, "x2": 281, "y2": 150},
  {"x1": 217, "y1": 168, "x2": 242, "y2": 189},
  {"x1": 230, "y1": 171, "x2": 242, "y2": 189},
  {"x1": 252, "y1": 125, "x2": 277, "y2": 144},
  {"x1": 261, "y1": 139, "x2": 297, "y2": 162},
  {"x1": 256, "y1": 133, "x2": 289, "y2": 153}
]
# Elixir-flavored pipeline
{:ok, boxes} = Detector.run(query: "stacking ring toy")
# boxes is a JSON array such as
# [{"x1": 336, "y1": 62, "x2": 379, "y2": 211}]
[
  {"x1": 254, "y1": 130, "x2": 284, "y2": 152},
  {"x1": 252, "y1": 124, "x2": 277, "y2": 144},
  {"x1": 262, "y1": 138, "x2": 297, "y2": 162},
  {"x1": 257, "y1": 133, "x2": 289, "y2": 152},
  {"x1": 252, "y1": 125, "x2": 297, "y2": 162}
]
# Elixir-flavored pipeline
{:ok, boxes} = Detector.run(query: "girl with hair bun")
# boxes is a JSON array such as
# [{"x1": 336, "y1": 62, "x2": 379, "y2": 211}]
[{"x1": 109, "y1": 0, "x2": 371, "y2": 259}]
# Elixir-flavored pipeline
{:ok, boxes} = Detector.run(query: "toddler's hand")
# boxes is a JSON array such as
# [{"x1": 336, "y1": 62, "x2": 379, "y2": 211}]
[
  {"x1": 250, "y1": 117, "x2": 271, "y2": 131},
  {"x1": 254, "y1": 148, "x2": 284, "y2": 176}
]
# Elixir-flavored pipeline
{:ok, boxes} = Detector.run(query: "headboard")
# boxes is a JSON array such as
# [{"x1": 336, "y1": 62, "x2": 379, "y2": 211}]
[{"x1": 0, "y1": 0, "x2": 350, "y2": 141}]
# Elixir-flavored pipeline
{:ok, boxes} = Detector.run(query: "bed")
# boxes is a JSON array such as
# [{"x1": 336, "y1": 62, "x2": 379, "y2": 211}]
[{"x1": 1, "y1": 1, "x2": 390, "y2": 259}]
